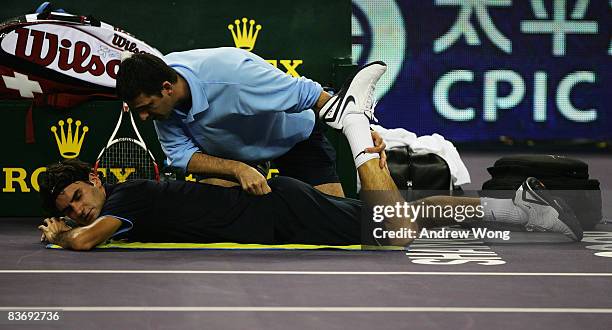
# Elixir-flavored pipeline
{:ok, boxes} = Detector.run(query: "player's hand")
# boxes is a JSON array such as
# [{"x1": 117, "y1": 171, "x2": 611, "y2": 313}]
[
  {"x1": 38, "y1": 217, "x2": 71, "y2": 244},
  {"x1": 365, "y1": 130, "x2": 387, "y2": 169},
  {"x1": 234, "y1": 163, "x2": 272, "y2": 195}
]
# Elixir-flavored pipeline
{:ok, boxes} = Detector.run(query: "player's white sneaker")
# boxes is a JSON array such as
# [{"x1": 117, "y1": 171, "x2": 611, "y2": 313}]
[
  {"x1": 319, "y1": 61, "x2": 387, "y2": 129},
  {"x1": 513, "y1": 177, "x2": 583, "y2": 241}
]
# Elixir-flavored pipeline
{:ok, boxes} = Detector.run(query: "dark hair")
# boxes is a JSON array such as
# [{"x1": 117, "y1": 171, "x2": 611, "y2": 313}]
[
  {"x1": 39, "y1": 159, "x2": 93, "y2": 216},
  {"x1": 116, "y1": 53, "x2": 178, "y2": 102}
]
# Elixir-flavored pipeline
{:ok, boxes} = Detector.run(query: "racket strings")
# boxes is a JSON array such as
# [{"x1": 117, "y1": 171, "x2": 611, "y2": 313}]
[{"x1": 97, "y1": 140, "x2": 156, "y2": 184}]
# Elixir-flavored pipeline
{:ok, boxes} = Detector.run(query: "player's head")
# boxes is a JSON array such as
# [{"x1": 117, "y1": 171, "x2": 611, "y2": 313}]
[
  {"x1": 116, "y1": 53, "x2": 178, "y2": 121},
  {"x1": 39, "y1": 159, "x2": 106, "y2": 226}
]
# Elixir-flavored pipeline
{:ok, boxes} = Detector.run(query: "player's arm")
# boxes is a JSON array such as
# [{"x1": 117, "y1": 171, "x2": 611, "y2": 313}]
[
  {"x1": 38, "y1": 216, "x2": 122, "y2": 251},
  {"x1": 187, "y1": 152, "x2": 271, "y2": 195}
]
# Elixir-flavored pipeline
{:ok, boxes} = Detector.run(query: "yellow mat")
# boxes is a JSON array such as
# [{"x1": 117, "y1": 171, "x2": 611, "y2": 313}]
[{"x1": 46, "y1": 241, "x2": 403, "y2": 251}]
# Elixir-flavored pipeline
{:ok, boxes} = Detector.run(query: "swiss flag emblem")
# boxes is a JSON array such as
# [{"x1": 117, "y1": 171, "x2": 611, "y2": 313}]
[{"x1": 1, "y1": 70, "x2": 43, "y2": 98}]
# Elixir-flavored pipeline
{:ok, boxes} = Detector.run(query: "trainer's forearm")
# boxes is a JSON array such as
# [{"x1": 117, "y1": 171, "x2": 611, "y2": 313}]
[{"x1": 186, "y1": 152, "x2": 248, "y2": 178}]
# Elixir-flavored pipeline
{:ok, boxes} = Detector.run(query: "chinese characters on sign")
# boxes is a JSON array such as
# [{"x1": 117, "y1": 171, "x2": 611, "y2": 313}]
[
  {"x1": 434, "y1": 0, "x2": 513, "y2": 54},
  {"x1": 431, "y1": 0, "x2": 602, "y2": 126}
]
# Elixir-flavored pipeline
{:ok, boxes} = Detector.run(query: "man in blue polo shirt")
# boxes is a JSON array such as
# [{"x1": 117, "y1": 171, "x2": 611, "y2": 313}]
[{"x1": 116, "y1": 48, "x2": 386, "y2": 197}]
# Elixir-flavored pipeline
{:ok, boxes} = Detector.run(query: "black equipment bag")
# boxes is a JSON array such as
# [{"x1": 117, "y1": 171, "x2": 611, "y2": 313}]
[
  {"x1": 386, "y1": 147, "x2": 457, "y2": 200},
  {"x1": 481, "y1": 154, "x2": 602, "y2": 229}
]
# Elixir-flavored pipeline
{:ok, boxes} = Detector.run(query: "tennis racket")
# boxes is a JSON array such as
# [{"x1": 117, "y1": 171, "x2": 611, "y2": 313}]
[{"x1": 94, "y1": 102, "x2": 160, "y2": 184}]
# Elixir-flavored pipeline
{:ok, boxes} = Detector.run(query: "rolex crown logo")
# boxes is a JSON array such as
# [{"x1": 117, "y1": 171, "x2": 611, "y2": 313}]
[
  {"x1": 228, "y1": 17, "x2": 262, "y2": 52},
  {"x1": 51, "y1": 118, "x2": 89, "y2": 159}
]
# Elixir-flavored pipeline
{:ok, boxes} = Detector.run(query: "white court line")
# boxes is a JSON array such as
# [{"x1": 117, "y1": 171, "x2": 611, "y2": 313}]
[
  {"x1": 1, "y1": 270, "x2": 612, "y2": 276},
  {"x1": 0, "y1": 307, "x2": 612, "y2": 313}
]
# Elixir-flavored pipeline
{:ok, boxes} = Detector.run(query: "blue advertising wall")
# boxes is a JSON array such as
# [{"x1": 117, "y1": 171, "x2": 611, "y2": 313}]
[{"x1": 352, "y1": 0, "x2": 611, "y2": 142}]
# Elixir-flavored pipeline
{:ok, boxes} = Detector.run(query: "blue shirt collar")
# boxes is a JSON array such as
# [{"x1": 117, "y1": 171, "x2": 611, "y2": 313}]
[{"x1": 170, "y1": 65, "x2": 209, "y2": 123}]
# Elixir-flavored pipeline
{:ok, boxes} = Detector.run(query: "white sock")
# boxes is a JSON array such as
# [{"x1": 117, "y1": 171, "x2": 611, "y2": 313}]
[
  {"x1": 480, "y1": 198, "x2": 527, "y2": 225},
  {"x1": 342, "y1": 114, "x2": 379, "y2": 168}
]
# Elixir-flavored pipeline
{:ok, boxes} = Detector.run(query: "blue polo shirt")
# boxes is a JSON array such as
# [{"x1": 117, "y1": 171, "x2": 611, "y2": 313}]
[{"x1": 154, "y1": 48, "x2": 321, "y2": 170}]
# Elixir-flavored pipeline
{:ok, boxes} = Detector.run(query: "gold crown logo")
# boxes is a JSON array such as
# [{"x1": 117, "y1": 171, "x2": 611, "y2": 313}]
[
  {"x1": 51, "y1": 118, "x2": 89, "y2": 159},
  {"x1": 228, "y1": 17, "x2": 262, "y2": 51}
]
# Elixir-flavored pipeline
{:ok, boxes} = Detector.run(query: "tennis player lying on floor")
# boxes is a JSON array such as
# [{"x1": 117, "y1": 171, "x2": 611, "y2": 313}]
[{"x1": 37, "y1": 131, "x2": 583, "y2": 251}]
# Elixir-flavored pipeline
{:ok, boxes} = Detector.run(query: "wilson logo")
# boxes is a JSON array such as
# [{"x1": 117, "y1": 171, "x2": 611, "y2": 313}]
[
  {"x1": 111, "y1": 34, "x2": 148, "y2": 54},
  {"x1": 9, "y1": 25, "x2": 120, "y2": 83}
]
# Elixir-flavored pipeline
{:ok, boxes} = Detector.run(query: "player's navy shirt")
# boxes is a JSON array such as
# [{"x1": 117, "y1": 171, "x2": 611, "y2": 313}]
[
  {"x1": 102, "y1": 180, "x2": 274, "y2": 243},
  {"x1": 101, "y1": 178, "x2": 363, "y2": 245},
  {"x1": 154, "y1": 48, "x2": 321, "y2": 171}
]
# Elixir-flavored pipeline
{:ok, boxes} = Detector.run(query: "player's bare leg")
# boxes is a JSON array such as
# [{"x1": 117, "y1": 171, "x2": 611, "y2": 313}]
[
  {"x1": 358, "y1": 160, "x2": 397, "y2": 191},
  {"x1": 313, "y1": 183, "x2": 345, "y2": 197},
  {"x1": 317, "y1": 61, "x2": 416, "y2": 246},
  {"x1": 313, "y1": 91, "x2": 332, "y2": 114},
  {"x1": 357, "y1": 159, "x2": 418, "y2": 246}
]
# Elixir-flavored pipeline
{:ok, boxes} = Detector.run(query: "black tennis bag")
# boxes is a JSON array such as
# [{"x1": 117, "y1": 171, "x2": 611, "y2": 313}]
[
  {"x1": 386, "y1": 147, "x2": 457, "y2": 200},
  {"x1": 481, "y1": 154, "x2": 602, "y2": 229}
]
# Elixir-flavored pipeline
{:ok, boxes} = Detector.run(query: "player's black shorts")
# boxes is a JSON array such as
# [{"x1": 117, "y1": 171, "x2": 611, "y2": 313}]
[
  {"x1": 254, "y1": 176, "x2": 363, "y2": 245},
  {"x1": 273, "y1": 122, "x2": 340, "y2": 186}
]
